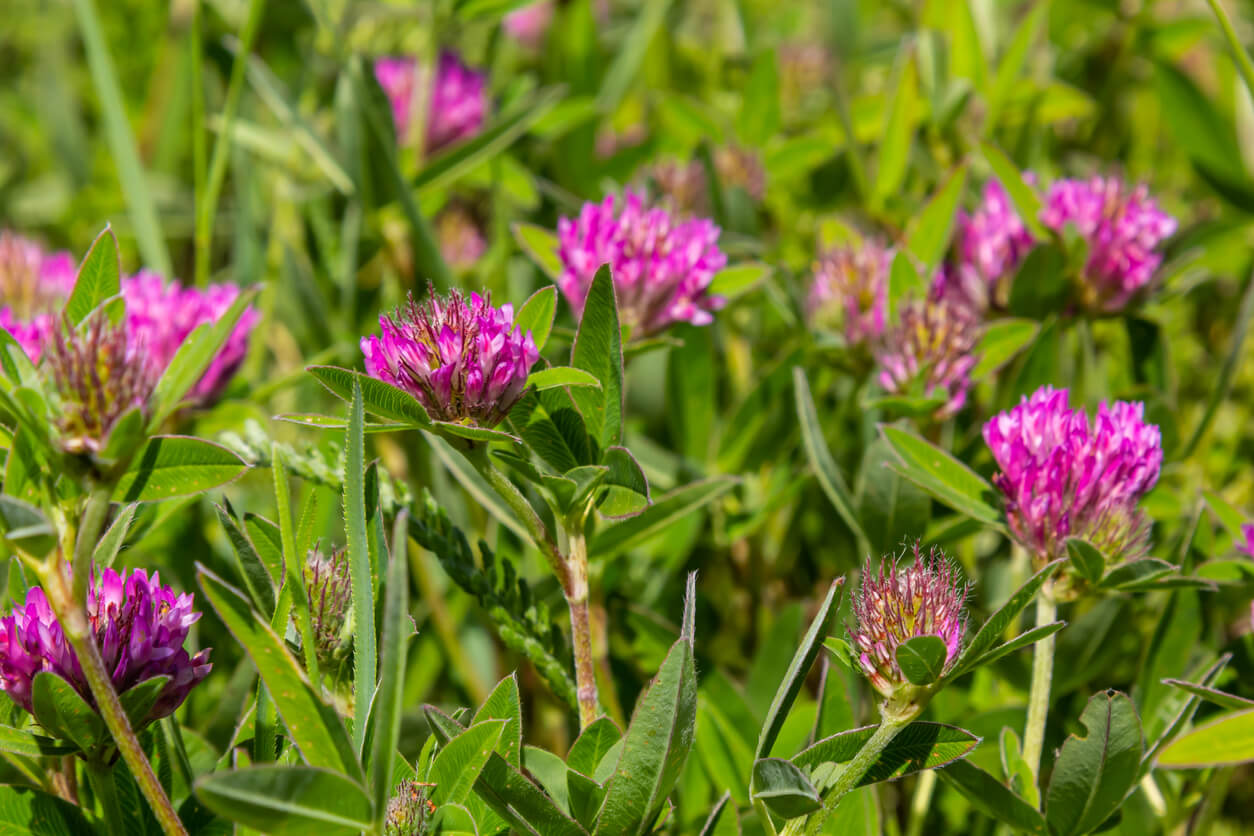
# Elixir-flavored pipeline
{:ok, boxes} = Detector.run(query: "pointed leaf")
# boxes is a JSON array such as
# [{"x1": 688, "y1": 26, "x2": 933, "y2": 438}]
[
  {"x1": 570, "y1": 265, "x2": 623, "y2": 450},
  {"x1": 528, "y1": 367, "x2": 601, "y2": 391},
  {"x1": 590, "y1": 477, "x2": 735, "y2": 557},
  {"x1": 879, "y1": 426, "x2": 1003, "y2": 527},
  {"x1": 906, "y1": 165, "x2": 968, "y2": 273},
  {"x1": 751, "y1": 757, "x2": 822, "y2": 819},
  {"x1": 793, "y1": 722, "x2": 980, "y2": 786},
  {"x1": 113, "y1": 436, "x2": 248, "y2": 502},
  {"x1": 194, "y1": 766, "x2": 372, "y2": 835},
  {"x1": 895, "y1": 636, "x2": 948, "y2": 686},
  {"x1": 370, "y1": 512, "x2": 412, "y2": 814},
  {"x1": 948, "y1": 560, "x2": 1063, "y2": 679},
  {"x1": 307, "y1": 365, "x2": 431, "y2": 427},
  {"x1": 794, "y1": 368, "x2": 870, "y2": 555},
  {"x1": 939, "y1": 759, "x2": 1046, "y2": 835},
  {"x1": 1157, "y1": 707, "x2": 1254, "y2": 769},
  {"x1": 1066, "y1": 538, "x2": 1106, "y2": 584},
  {"x1": 568, "y1": 717, "x2": 623, "y2": 777},
  {"x1": 429, "y1": 720, "x2": 507, "y2": 807},
  {"x1": 344, "y1": 380, "x2": 374, "y2": 757},
  {"x1": 473, "y1": 674, "x2": 524, "y2": 768},
  {"x1": 30, "y1": 673, "x2": 102, "y2": 751},
  {"x1": 65, "y1": 226, "x2": 120, "y2": 326}
]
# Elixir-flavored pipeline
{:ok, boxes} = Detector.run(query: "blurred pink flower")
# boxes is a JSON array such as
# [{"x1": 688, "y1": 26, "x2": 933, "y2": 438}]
[
  {"x1": 503, "y1": 1, "x2": 554, "y2": 49},
  {"x1": 808, "y1": 241, "x2": 891, "y2": 347},
  {"x1": 875, "y1": 298, "x2": 979, "y2": 418},
  {"x1": 375, "y1": 52, "x2": 487, "y2": 153}
]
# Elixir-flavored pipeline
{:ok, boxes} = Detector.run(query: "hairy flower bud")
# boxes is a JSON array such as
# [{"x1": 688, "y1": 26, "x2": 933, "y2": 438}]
[
  {"x1": 304, "y1": 547, "x2": 353, "y2": 670},
  {"x1": 44, "y1": 314, "x2": 159, "y2": 454},
  {"x1": 375, "y1": 52, "x2": 486, "y2": 153},
  {"x1": 385, "y1": 779, "x2": 436, "y2": 836},
  {"x1": 556, "y1": 192, "x2": 727, "y2": 336},
  {"x1": 807, "y1": 242, "x2": 891, "y2": 347},
  {"x1": 984, "y1": 386, "x2": 1162, "y2": 567},
  {"x1": 849, "y1": 545, "x2": 968, "y2": 704},
  {"x1": 361, "y1": 289, "x2": 538, "y2": 427},
  {"x1": 875, "y1": 298, "x2": 979, "y2": 418},
  {"x1": 0, "y1": 568, "x2": 211, "y2": 729}
]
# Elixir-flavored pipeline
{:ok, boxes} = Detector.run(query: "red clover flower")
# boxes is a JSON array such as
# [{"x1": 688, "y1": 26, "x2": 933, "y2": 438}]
[
  {"x1": 875, "y1": 298, "x2": 979, "y2": 418},
  {"x1": 375, "y1": 52, "x2": 486, "y2": 154},
  {"x1": 807, "y1": 241, "x2": 891, "y2": 347}
]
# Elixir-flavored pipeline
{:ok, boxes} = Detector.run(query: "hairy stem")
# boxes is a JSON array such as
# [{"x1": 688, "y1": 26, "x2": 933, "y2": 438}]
[
  {"x1": 85, "y1": 760, "x2": 125, "y2": 836},
  {"x1": 565, "y1": 526, "x2": 600, "y2": 729},
  {"x1": 1022, "y1": 581, "x2": 1057, "y2": 799},
  {"x1": 38, "y1": 566, "x2": 187, "y2": 835}
]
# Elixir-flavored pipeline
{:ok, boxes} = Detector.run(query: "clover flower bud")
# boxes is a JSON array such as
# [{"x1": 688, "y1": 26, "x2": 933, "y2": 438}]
[
  {"x1": 304, "y1": 547, "x2": 353, "y2": 670},
  {"x1": 0, "y1": 568, "x2": 211, "y2": 729},
  {"x1": 875, "y1": 298, "x2": 979, "y2": 418},
  {"x1": 807, "y1": 242, "x2": 891, "y2": 347},
  {"x1": 850, "y1": 544, "x2": 968, "y2": 703},
  {"x1": 385, "y1": 779, "x2": 437, "y2": 836},
  {"x1": 556, "y1": 192, "x2": 727, "y2": 336},
  {"x1": 361, "y1": 289, "x2": 538, "y2": 427}
]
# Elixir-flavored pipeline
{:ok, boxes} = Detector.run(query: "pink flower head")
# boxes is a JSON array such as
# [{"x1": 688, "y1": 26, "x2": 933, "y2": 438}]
[
  {"x1": 1238, "y1": 524, "x2": 1254, "y2": 558},
  {"x1": 984, "y1": 386, "x2": 1163, "y2": 564},
  {"x1": 122, "y1": 272, "x2": 259, "y2": 403},
  {"x1": 556, "y1": 192, "x2": 727, "y2": 336},
  {"x1": 0, "y1": 568, "x2": 211, "y2": 726},
  {"x1": 1041, "y1": 177, "x2": 1176, "y2": 312},
  {"x1": 361, "y1": 289, "x2": 538, "y2": 427},
  {"x1": 934, "y1": 180, "x2": 1036, "y2": 313},
  {"x1": 374, "y1": 52, "x2": 487, "y2": 153},
  {"x1": 875, "y1": 299, "x2": 979, "y2": 418},
  {"x1": 436, "y1": 207, "x2": 487, "y2": 272},
  {"x1": 503, "y1": 1, "x2": 554, "y2": 49},
  {"x1": 807, "y1": 242, "x2": 891, "y2": 347},
  {"x1": 0, "y1": 232, "x2": 78, "y2": 362},
  {"x1": 850, "y1": 544, "x2": 968, "y2": 700}
]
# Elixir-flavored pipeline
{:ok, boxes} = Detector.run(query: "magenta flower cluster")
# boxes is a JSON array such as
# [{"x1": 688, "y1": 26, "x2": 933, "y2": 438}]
[
  {"x1": 850, "y1": 545, "x2": 968, "y2": 700},
  {"x1": 937, "y1": 176, "x2": 1175, "y2": 314},
  {"x1": 556, "y1": 192, "x2": 727, "y2": 336},
  {"x1": 876, "y1": 298, "x2": 979, "y2": 418},
  {"x1": 362, "y1": 290, "x2": 539, "y2": 427},
  {"x1": 984, "y1": 386, "x2": 1163, "y2": 564},
  {"x1": 503, "y1": 1, "x2": 554, "y2": 49},
  {"x1": 375, "y1": 52, "x2": 486, "y2": 154},
  {"x1": 807, "y1": 241, "x2": 891, "y2": 347},
  {"x1": 0, "y1": 568, "x2": 211, "y2": 727}
]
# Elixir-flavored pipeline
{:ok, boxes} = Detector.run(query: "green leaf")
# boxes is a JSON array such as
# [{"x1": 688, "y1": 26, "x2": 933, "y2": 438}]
[
  {"x1": 708, "y1": 263, "x2": 772, "y2": 301},
  {"x1": 508, "y1": 388, "x2": 596, "y2": 473},
  {"x1": 429, "y1": 720, "x2": 506, "y2": 807},
  {"x1": 243, "y1": 513, "x2": 285, "y2": 586},
  {"x1": 570, "y1": 265, "x2": 624, "y2": 450},
  {"x1": 755, "y1": 579, "x2": 843, "y2": 760},
  {"x1": 793, "y1": 722, "x2": 980, "y2": 786},
  {"x1": 751, "y1": 757, "x2": 822, "y2": 819},
  {"x1": 112, "y1": 436, "x2": 249, "y2": 502},
  {"x1": 1154, "y1": 60, "x2": 1246, "y2": 186},
  {"x1": 31, "y1": 673, "x2": 102, "y2": 751},
  {"x1": 793, "y1": 368, "x2": 871, "y2": 555},
  {"x1": 895, "y1": 636, "x2": 949, "y2": 686},
  {"x1": 215, "y1": 503, "x2": 277, "y2": 616},
  {"x1": 307, "y1": 366, "x2": 431, "y2": 427},
  {"x1": 1098, "y1": 558, "x2": 1175, "y2": 590},
  {"x1": 1156, "y1": 707, "x2": 1254, "y2": 768},
  {"x1": 194, "y1": 766, "x2": 372, "y2": 835},
  {"x1": 737, "y1": 49, "x2": 780, "y2": 147},
  {"x1": 567, "y1": 717, "x2": 623, "y2": 776},
  {"x1": 984, "y1": 0, "x2": 1048, "y2": 137},
  {"x1": 196, "y1": 566, "x2": 361, "y2": 780},
  {"x1": 1008, "y1": 245, "x2": 1069, "y2": 318},
  {"x1": 597, "y1": 446, "x2": 650, "y2": 518},
  {"x1": 148, "y1": 288, "x2": 258, "y2": 428},
  {"x1": 980, "y1": 142, "x2": 1048, "y2": 239},
  {"x1": 938, "y1": 759, "x2": 1047, "y2": 835},
  {"x1": 369, "y1": 512, "x2": 411, "y2": 817},
  {"x1": 589, "y1": 476, "x2": 736, "y2": 557},
  {"x1": 857, "y1": 436, "x2": 931, "y2": 556},
  {"x1": 423, "y1": 706, "x2": 588, "y2": 835},
  {"x1": 0, "y1": 784, "x2": 95, "y2": 835},
  {"x1": 528, "y1": 367, "x2": 602, "y2": 391},
  {"x1": 0, "y1": 724, "x2": 74, "y2": 758},
  {"x1": 971, "y1": 319, "x2": 1039, "y2": 379},
  {"x1": 1162, "y1": 679, "x2": 1254, "y2": 712},
  {"x1": 0, "y1": 496, "x2": 56, "y2": 558},
  {"x1": 64, "y1": 226, "x2": 120, "y2": 326},
  {"x1": 879, "y1": 426, "x2": 1003, "y2": 527},
  {"x1": 698, "y1": 792, "x2": 734, "y2": 836},
  {"x1": 473, "y1": 674, "x2": 525, "y2": 768},
  {"x1": 594, "y1": 573, "x2": 698, "y2": 835},
  {"x1": 344, "y1": 380, "x2": 375, "y2": 757},
  {"x1": 515, "y1": 284, "x2": 559, "y2": 348},
  {"x1": 887, "y1": 251, "x2": 925, "y2": 317},
  {"x1": 963, "y1": 621, "x2": 1066, "y2": 671},
  {"x1": 1066, "y1": 538, "x2": 1106, "y2": 584},
  {"x1": 414, "y1": 86, "x2": 565, "y2": 194},
  {"x1": 1044, "y1": 691, "x2": 1144, "y2": 836},
  {"x1": 513, "y1": 225, "x2": 564, "y2": 282},
  {"x1": 595, "y1": 0, "x2": 672, "y2": 114},
  {"x1": 949, "y1": 560, "x2": 1062, "y2": 679},
  {"x1": 873, "y1": 46, "x2": 919, "y2": 208},
  {"x1": 524, "y1": 745, "x2": 573, "y2": 814},
  {"x1": 92, "y1": 502, "x2": 137, "y2": 569},
  {"x1": 118, "y1": 675, "x2": 169, "y2": 730},
  {"x1": 906, "y1": 165, "x2": 968, "y2": 273}
]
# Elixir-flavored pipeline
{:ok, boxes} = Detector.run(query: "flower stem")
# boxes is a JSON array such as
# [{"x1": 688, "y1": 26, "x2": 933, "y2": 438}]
[
  {"x1": 85, "y1": 760, "x2": 125, "y2": 836},
  {"x1": 38, "y1": 565, "x2": 188, "y2": 836},
  {"x1": 1022, "y1": 580, "x2": 1057, "y2": 799},
  {"x1": 565, "y1": 525, "x2": 600, "y2": 729},
  {"x1": 465, "y1": 446, "x2": 567, "y2": 587}
]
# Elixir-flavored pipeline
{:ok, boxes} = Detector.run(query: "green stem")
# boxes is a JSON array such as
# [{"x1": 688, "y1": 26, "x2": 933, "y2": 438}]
[
  {"x1": 785, "y1": 715, "x2": 911, "y2": 836},
  {"x1": 1022, "y1": 581, "x2": 1057, "y2": 799},
  {"x1": 38, "y1": 566, "x2": 187, "y2": 836},
  {"x1": 194, "y1": 0, "x2": 267, "y2": 286},
  {"x1": 85, "y1": 760, "x2": 125, "y2": 836},
  {"x1": 1207, "y1": 0, "x2": 1254, "y2": 102},
  {"x1": 565, "y1": 524, "x2": 599, "y2": 730},
  {"x1": 905, "y1": 769, "x2": 937, "y2": 836},
  {"x1": 1191, "y1": 766, "x2": 1234, "y2": 836}
]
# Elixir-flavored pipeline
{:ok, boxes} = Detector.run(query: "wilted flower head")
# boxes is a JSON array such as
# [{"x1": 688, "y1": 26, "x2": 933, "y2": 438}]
[
  {"x1": 361, "y1": 289, "x2": 538, "y2": 427},
  {"x1": 1041, "y1": 177, "x2": 1176, "y2": 312},
  {"x1": 385, "y1": 779, "x2": 436, "y2": 836},
  {"x1": 122, "y1": 272, "x2": 259, "y2": 403},
  {"x1": 375, "y1": 52, "x2": 487, "y2": 153},
  {"x1": 875, "y1": 298, "x2": 979, "y2": 418},
  {"x1": 984, "y1": 386, "x2": 1163, "y2": 565},
  {"x1": 0, "y1": 568, "x2": 211, "y2": 728},
  {"x1": 807, "y1": 242, "x2": 891, "y2": 346},
  {"x1": 503, "y1": 1, "x2": 554, "y2": 49},
  {"x1": 556, "y1": 192, "x2": 727, "y2": 336},
  {"x1": 435, "y1": 206, "x2": 487, "y2": 272},
  {"x1": 934, "y1": 180, "x2": 1036, "y2": 313},
  {"x1": 44, "y1": 313, "x2": 159, "y2": 454},
  {"x1": 850, "y1": 544, "x2": 968, "y2": 702},
  {"x1": 304, "y1": 546, "x2": 353, "y2": 670}
]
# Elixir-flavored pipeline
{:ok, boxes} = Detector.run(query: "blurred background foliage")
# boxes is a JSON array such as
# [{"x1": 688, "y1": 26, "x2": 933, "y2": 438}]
[{"x1": 2, "y1": 0, "x2": 1254, "y2": 832}]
